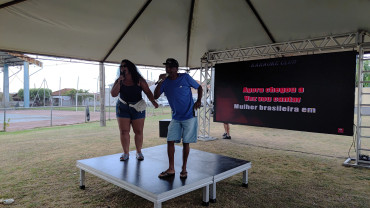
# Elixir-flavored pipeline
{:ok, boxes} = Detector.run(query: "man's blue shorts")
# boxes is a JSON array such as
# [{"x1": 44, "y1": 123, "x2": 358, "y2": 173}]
[
  {"x1": 116, "y1": 101, "x2": 145, "y2": 120},
  {"x1": 167, "y1": 117, "x2": 198, "y2": 143}
]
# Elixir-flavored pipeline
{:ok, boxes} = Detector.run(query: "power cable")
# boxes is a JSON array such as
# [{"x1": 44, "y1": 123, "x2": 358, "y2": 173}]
[
  {"x1": 9, "y1": 66, "x2": 22, "y2": 78},
  {"x1": 348, "y1": 124, "x2": 357, "y2": 158}
]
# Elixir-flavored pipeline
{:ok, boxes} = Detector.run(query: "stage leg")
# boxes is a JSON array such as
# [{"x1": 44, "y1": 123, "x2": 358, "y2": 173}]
[
  {"x1": 79, "y1": 169, "x2": 85, "y2": 189},
  {"x1": 154, "y1": 201, "x2": 162, "y2": 208},
  {"x1": 202, "y1": 185, "x2": 209, "y2": 206},
  {"x1": 210, "y1": 182, "x2": 216, "y2": 203},
  {"x1": 242, "y1": 170, "x2": 248, "y2": 188}
]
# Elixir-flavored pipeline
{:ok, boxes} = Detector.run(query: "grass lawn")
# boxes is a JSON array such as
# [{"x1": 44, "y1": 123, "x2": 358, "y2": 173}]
[{"x1": 0, "y1": 114, "x2": 369, "y2": 208}]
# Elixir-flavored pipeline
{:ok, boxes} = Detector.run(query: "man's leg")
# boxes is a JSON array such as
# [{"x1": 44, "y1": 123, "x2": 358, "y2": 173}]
[
  {"x1": 159, "y1": 119, "x2": 180, "y2": 178},
  {"x1": 158, "y1": 141, "x2": 176, "y2": 178},
  {"x1": 167, "y1": 141, "x2": 175, "y2": 173},
  {"x1": 223, "y1": 123, "x2": 230, "y2": 136},
  {"x1": 180, "y1": 117, "x2": 197, "y2": 177},
  {"x1": 182, "y1": 143, "x2": 190, "y2": 174}
]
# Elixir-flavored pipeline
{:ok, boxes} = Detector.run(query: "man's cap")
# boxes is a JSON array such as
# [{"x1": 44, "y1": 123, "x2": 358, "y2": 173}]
[{"x1": 163, "y1": 58, "x2": 179, "y2": 67}]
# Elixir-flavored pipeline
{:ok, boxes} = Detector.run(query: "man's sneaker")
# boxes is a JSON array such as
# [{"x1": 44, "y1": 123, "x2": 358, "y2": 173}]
[
  {"x1": 136, "y1": 152, "x2": 144, "y2": 161},
  {"x1": 223, "y1": 135, "x2": 231, "y2": 139},
  {"x1": 222, "y1": 133, "x2": 227, "y2": 139}
]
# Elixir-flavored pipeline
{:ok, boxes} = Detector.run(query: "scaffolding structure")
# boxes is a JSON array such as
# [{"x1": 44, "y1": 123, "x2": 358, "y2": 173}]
[
  {"x1": 199, "y1": 31, "x2": 370, "y2": 168},
  {"x1": 345, "y1": 41, "x2": 370, "y2": 168},
  {"x1": 198, "y1": 58, "x2": 216, "y2": 141}
]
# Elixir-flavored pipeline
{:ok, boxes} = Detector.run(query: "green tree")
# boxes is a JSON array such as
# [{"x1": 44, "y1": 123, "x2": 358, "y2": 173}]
[
  {"x1": 62, "y1": 89, "x2": 92, "y2": 105},
  {"x1": 356, "y1": 60, "x2": 370, "y2": 87},
  {"x1": 17, "y1": 89, "x2": 23, "y2": 100},
  {"x1": 17, "y1": 88, "x2": 52, "y2": 104}
]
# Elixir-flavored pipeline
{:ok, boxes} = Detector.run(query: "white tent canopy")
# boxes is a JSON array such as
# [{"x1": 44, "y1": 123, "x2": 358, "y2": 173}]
[{"x1": 1, "y1": 0, "x2": 370, "y2": 68}]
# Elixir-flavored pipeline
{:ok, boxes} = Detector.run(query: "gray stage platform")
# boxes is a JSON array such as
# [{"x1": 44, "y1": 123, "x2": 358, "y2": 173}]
[{"x1": 76, "y1": 144, "x2": 251, "y2": 208}]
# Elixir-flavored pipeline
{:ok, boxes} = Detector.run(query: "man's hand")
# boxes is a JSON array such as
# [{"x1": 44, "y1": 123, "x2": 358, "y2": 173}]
[
  {"x1": 194, "y1": 85, "x2": 203, "y2": 109},
  {"x1": 157, "y1": 73, "x2": 167, "y2": 83},
  {"x1": 194, "y1": 100, "x2": 201, "y2": 109}
]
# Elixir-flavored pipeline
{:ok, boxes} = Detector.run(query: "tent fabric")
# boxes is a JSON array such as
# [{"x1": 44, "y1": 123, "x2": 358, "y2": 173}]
[
  {"x1": 0, "y1": 0, "x2": 13, "y2": 5},
  {"x1": 1, "y1": 0, "x2": 370, "y2": 68}
]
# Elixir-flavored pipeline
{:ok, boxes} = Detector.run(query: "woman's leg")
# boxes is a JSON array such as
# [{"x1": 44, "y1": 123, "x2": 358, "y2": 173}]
[
  {"x1": 131, "y1": 118, "x2": 145, "y2": 153},
  {"x1": 117, "y1": 117, "x2": 131, "y2": 154}
]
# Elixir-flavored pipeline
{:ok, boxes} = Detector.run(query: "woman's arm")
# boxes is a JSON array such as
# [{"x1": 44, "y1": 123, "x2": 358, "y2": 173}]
[
  {"x1": 111, "y1": 76, "x2": 124, "y2": 97},
  {"x1": 140, "y1": 78, "x2": 159, "y2": 108}
]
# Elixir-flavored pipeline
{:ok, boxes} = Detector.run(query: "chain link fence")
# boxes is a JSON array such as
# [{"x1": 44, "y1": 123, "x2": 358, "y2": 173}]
[{"x1": 0, "y1": 100, "x2": 170, "y2": 132}]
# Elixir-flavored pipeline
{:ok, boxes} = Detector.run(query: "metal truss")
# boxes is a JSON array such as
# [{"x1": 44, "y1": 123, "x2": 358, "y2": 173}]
[
  {"x1": 198, "y1": 31, "x2": 370, "y2": 162},
  {"x1": 344, "y1": 42, "x2": 370, "y2": 169},
  {"x1": 198, "y1": 60, "x2": 216, "y2": 141},
  {"x1": 204, "y1": 32, "x2": 369, "y2": 63}
]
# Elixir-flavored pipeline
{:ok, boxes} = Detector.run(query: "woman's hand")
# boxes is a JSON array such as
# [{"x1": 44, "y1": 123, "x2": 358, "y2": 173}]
[
  {"x1": 152, "y1": 100, "x2": 159, "y2": 108},
  {"x1": 111, "y1": 75, "x2": 125, "y2": 97},
  {"x1": 117, "y1": 75, "x2": 125, "y2": 84},
  {"x1": 139, "y1": 78, "x2": 158, "y2": 108}
]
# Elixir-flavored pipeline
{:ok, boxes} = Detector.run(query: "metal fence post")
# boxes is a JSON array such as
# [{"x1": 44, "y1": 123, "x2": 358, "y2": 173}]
[
  {"x1": 108, "y1": 85, "x2": 111, "y2": 121},
  {"x1": 3, "y1": 107, "x2": 6, "y2": 131},
  {"x1": 50, "y1": 103, "x2": 53, "y2": 127}
]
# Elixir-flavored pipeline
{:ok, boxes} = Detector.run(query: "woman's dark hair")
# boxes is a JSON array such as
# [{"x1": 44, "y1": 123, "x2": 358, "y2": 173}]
[{"x1": 121, "y1": 59, "x2": 143, "y2": 84}]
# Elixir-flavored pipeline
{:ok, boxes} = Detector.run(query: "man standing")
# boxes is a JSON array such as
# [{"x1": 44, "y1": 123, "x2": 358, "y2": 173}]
[
  {"x1": 222, "y1": 123, "x2": 231, "y2": 139},
  {"x1": 154, "y1": 58, "x2": 202, "y2": 179}
]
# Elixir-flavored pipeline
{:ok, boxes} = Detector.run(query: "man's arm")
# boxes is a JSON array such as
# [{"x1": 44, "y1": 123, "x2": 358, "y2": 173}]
[
  {"x1": 154, "y1": 83, "x2": 162, "y2": 99},
  {"x1": 194, "y1": 85, "x2": 203, "y2": 109},
  {"x1": 154, "y1": 73, "x2": 167, "y2": 99}
]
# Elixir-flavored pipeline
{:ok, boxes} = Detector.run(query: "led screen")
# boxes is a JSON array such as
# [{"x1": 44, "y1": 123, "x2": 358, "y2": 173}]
[{"x1": 214, "y1": 51, "x2": 356, "y2": 136}]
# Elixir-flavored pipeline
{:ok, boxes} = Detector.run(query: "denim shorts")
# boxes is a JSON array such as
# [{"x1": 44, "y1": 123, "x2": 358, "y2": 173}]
[
  {"x1": 116, "y1": 101, "x2": 145, "y2": 120},
  {"x1": 167, "y1": 117, "x2": 198, "y2": 143}
]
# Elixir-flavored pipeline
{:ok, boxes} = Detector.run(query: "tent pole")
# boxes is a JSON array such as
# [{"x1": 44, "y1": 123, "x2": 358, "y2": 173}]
[{"x1": 99, "y1": 62, "x2": 106, "y2": 127}]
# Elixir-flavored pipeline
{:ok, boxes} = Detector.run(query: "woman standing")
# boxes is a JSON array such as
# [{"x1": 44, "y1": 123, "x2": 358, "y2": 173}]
[{"x1": 111, "y1": 59, "x2": 158, "y2": 161}]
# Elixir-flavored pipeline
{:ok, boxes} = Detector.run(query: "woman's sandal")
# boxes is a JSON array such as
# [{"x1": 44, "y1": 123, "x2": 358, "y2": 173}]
[
  {"x1": 120, "y1": 153, "x2": 129, "y2": 161},
  {"x1": 158, "y1": 171, "x2": 175, "y2": 178},
  {"x1": 180, "y1": 171, "x2": 188, "y2": 179}
]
